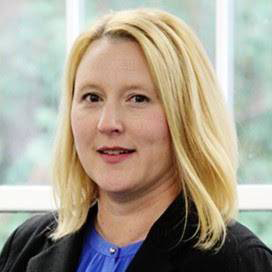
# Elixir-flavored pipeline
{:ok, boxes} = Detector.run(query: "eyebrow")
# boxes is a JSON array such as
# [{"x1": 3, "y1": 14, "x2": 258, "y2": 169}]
[{"x1": 75, "y1": 82, "x2": 154, "y2": 95}]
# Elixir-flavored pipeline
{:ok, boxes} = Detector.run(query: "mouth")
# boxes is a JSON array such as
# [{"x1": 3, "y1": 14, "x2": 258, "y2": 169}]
[
  {"x1": 97, "y1": 149, "x2": 136, "y2": 155},
  {"x1": 96, "y1": 146, "x2": 136, "y2": 155},
  {"x1": 96, "y1": 147, "x2": 136, "y2": 164}
]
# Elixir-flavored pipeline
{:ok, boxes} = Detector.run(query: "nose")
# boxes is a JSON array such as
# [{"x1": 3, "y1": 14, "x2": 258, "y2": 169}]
[{"x1": 97, "y1": 102, "x2": 124, "y2": 135}]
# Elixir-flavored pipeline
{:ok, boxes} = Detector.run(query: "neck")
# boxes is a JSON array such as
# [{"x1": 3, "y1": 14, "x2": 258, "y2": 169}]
[{"x1": 95, "y1": 180, "x2": 181, "y2": 247}]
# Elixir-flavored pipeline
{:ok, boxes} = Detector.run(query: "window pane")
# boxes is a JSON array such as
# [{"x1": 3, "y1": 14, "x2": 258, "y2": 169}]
[
  {"x1": 238, "y1": 211, "x2": 272, "y2": 248},
  {"x1": 234, "y1": 0, "x2": 272, "y2": 184},
  {"x1": 0, "y1": 0, "x2": 66, "y2": 185},
  {"x1": 85, "y1": 0, "x2": 215, "y2": 63}
]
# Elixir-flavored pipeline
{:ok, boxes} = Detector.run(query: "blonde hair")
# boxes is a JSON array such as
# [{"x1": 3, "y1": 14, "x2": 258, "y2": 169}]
[{"x1": 51, "y1": 8, "x2": 238, "y2": 251}]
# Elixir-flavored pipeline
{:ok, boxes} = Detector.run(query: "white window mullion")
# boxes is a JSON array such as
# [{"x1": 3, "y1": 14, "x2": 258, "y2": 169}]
[
  {"x1": 66, "y1": 0, "x2": 85, "y2": 52},
  {"x1": 237, "y1": 185, "x2": 272, "y2": 211},
  {"x1": 0, "y1": 186, "x2": 55, "y2": 212},
  {"x1": 215, "y1": 0, "x2": 234, "y2": 108},
  {"x1": 1, "y1": 185, "x2": 272, "y2": 212}
]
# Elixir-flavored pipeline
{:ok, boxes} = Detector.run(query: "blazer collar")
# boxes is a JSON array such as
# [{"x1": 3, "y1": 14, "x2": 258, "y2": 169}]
[
  {"x1": 127, "y1": 193, "x2": 198, "y2": 271},
  {"x1": 27, "y1": 193, "x2": 196, "y2": 272},
  {"x1": 148, "y1": 192, "x2": 198, "y2": 250}
]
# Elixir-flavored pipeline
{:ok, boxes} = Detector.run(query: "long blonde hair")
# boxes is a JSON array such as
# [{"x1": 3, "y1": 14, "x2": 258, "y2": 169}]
[{"x1": 50, "y1": 8, "x2": 238, "y2": 250}]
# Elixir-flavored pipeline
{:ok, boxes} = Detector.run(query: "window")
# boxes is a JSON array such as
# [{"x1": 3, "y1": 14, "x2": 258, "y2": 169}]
[
  {"x1": 0, "y1": 0, "x2": 65, "y2": 186},
  {"x1": 0, "y1": 0, "x2": 271, "y2": 250}
]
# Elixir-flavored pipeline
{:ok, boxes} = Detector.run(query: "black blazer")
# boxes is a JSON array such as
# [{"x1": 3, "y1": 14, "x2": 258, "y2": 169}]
[{"x1": 1, "y1": 194, "x2": 272, "y2": 272}]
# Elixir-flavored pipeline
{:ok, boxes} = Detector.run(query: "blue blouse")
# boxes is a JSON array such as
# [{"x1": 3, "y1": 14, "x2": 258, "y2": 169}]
[{"x1": 76, "y1": 227, "x2": 143, "y2": 272}]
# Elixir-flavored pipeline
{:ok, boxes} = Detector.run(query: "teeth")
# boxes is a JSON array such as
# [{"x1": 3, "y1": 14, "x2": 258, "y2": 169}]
[{"x1": 101, "y1": 150, "x2": 132, "y2": 155}]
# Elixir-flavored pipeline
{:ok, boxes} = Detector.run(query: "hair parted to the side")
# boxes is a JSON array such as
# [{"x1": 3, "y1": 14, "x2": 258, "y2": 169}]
[{"x1": 50, "y1": 8, "x2": 238, "y2": 251}]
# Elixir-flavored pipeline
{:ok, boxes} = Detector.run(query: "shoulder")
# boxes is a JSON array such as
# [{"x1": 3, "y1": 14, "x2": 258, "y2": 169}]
[
  {"x1": 15, "y1": 212, "x2": 57, "y2": 236},
  {"x1": 201, "y1": 221, "x2": 272, "y2": 271},
  {"x1": 223, "y1": 221, "x2": 272, "y2": 271},
  {"x1": 226, "y1": 220, "x2": 267, "y2": 247},
  {"x1": 8, "y1": 212, "x2": 57, "y2": 248},
  {"x1": 173, "y1": 221, "x2": 272, "y2": 271},
  {"x1": 0, "y1": 212, "x2": 57, "y2": 271}
]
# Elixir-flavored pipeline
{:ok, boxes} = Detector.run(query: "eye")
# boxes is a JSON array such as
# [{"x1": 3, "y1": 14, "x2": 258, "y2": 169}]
[
  {"x1": 82, "y1": 93, "x2": 101, "y2": 102},
  {"x1": 129, "y1": 95, "x2": 150, "y2": 103}
]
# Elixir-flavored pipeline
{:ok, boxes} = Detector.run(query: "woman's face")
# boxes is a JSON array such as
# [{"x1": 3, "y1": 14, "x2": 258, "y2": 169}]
[{"x1": 71, "y1": 38, "x2": 176, "y2": 198}]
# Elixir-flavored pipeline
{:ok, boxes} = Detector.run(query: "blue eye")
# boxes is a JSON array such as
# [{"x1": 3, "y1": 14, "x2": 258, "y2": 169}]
[{"x1": 130, "y1": 95, "x2": 150, "y2": 103}]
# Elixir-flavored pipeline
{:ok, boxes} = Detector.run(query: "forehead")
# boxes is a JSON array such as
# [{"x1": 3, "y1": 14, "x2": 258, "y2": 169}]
[{"x1": 75, "y1": 38, "x2": 153, "y2": 83}]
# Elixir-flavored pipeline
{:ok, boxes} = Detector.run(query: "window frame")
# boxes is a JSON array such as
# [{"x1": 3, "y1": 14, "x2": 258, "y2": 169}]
[
  {"x1": 0, "y1": 185, "x2": 272, "y2": 212},
  {"x1": 0, "y1": 0, "x2": 271, "y2": 213}
]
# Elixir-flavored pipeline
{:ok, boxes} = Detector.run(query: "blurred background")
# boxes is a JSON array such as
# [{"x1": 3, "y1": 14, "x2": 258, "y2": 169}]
[{"x1": 0, "y1": 0, "x2": 271, "y2": 249}]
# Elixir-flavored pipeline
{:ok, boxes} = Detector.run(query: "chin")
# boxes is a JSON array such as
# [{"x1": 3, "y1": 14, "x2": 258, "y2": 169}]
[{"x1": 97, "y1": 183, "x2": 139, "y2": 198}]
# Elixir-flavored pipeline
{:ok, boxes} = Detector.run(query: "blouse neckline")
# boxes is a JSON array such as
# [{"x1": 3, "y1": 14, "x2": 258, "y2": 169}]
[{"x1": 87, "y1": 227, "x2": 144, "y2": 258}]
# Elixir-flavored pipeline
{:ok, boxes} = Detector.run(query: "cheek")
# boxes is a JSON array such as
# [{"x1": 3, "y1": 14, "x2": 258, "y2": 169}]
[
  {"x1": 136, "y1": 110, "x2": 171, "y2": 147},
  {"x1": 155, "y1": 116, "x2": 171, "y2": 148},
  {"x1": 71, "y1": 110, "x2": 94, "y2": 148},
  {"x1": 71, "y1": 111, "x2": 81, "y2": 142}
]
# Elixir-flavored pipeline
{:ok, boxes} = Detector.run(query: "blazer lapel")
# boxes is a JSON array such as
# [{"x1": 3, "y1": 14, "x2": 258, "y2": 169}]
[
  {"x1": 127, "y1": 193, "x2": 197, "y2": 272},
  {"x1": 127, "y1": 241, "x2": 176, "y2": 272}
]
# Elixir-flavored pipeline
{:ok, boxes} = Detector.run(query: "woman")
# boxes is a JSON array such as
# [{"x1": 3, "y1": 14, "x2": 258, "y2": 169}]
[{"x1": 1, "y1": 8, "x2": 272, "y2": 272}]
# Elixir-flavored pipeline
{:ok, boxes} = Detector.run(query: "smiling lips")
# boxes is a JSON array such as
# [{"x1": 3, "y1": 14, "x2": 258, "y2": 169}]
[
  {"x1": 97, "y1": 146, "x2": 136, "y2": 155},
  {"x1": 97, "y1": 146, "x2": 136, "y2": 163}
]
